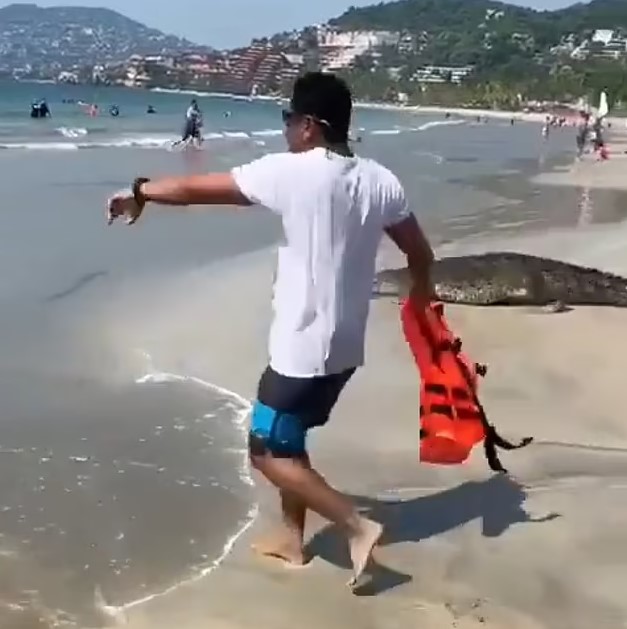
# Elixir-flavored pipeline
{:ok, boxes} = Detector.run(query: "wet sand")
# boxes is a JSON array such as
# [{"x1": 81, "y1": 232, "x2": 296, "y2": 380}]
[
  {"x1": 116, "y1": 173, "x2": 627, "y2": 628},
  {"x1": 0, "y1": 374, "x2": 253, "y2": 628}
]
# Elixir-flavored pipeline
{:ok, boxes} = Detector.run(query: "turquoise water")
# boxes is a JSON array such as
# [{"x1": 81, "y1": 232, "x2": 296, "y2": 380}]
[
  {"x1": 0, "y1": 80, "x2": 583, "y2": 239},
  {"x1": 0, "y1": 81, "x2": 411, "y2": 148}
]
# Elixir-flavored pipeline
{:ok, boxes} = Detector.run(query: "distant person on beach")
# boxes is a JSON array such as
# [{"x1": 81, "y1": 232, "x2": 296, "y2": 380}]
[
  {"x1": 175, "y1": 99, "x2": 203, "y2": 148},
  {"x1": 591, "y1": 117, "x2": 604, "y2": 149},
  {"x1": 576, "y1": 112, "x2": 590, "y2": 159},
  {"x1": 591, "y1": 117, "x2": 608, "y2": 161},
  {"x1": 106, "y1": 72, "x2": 434, "y2": 588}
]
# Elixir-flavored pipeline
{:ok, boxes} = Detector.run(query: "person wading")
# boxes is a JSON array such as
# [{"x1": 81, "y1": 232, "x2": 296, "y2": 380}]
[{"x1": 106, "y1": 72, "x2": 434, "y2": 588}]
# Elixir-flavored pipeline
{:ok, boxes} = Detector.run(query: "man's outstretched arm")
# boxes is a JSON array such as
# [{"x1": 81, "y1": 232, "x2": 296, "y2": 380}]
[
  {"x1": 385, "y1": 214, "x2": 435, "y2": 307},
  {"x1": 139, "y1": 173, "x2": 251, "y2": 207},
  {"x1": 107, "y1": 154, "x2": 289, "y2": 225},
  {"x1": 107, "y1": 173, "x2": 253, "y2": 225}
]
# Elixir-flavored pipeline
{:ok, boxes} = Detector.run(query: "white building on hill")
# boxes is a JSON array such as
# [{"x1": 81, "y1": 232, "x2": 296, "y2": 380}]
[
  {"x1": 316, "y1": 27, "x2": 400, "y2": 71},
  {"x1": 592, "y1": 29, "x2": 614, "y2": 45}
]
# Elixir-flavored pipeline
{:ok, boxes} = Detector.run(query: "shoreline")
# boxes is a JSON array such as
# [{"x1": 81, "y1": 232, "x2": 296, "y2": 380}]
[
  {"x1": 532, "y1": 123, "x2": 627, "y2": 192},
  {"x1": 122, "y1": 150, "x2": 627, "y2": 629},
  {"x1": 107, "y1": 370, "x2": 258, "y2": 620},
  {"x1": 146, "y1": 86, "x2": 547, "y2": 123}
]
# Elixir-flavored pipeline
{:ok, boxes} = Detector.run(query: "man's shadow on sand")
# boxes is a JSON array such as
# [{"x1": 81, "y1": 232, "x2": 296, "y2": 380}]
[{"x1": 306, "y1": 474, "x2": 560, "y2": 596}]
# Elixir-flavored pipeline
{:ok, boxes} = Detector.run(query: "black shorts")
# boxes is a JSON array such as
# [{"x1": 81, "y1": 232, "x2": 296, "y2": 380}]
[
  {"x1": 182, "y1": 120, "x2": 201, "y2": 140},
  {"x1": 248, "y1": 366, "x2": 356, "y2": 458}
]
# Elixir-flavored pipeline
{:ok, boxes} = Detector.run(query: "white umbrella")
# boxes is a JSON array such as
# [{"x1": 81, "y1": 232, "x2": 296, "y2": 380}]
[{"x1": 598, "y1": 90, "x2": 609, "y2": 119}]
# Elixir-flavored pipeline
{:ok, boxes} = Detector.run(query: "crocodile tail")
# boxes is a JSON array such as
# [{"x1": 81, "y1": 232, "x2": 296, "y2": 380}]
[
  {"x1": 615, "y1": 283, "x2": 627, "y2": 307},
  {"x1": 588, "y1": 274, "x2": 627, "y2": 307}
]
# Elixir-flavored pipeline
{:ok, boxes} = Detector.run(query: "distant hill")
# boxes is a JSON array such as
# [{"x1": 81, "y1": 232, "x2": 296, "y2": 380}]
[
  {"x1": 0, "y1": 3, "x2": 208, "y2": 73},
  {"x1": 332, "y1": 0, "x2": 627, "y2": 34},
  {"x1": 332, "y1": 0, "x2": 535, "y2": 34},
  {"x1": 329, "y1": 0, "x2": 627, "y2": 66}
]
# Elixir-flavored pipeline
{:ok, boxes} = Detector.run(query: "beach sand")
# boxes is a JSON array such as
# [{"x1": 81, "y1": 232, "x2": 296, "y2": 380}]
[{"x1": 110, "y1": 150, "x2": 627, "y2": 629}]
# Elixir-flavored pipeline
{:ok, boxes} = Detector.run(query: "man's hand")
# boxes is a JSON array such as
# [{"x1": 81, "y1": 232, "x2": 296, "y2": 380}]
[{"x1": 107, "y1": 189, "x2": 144, "y2": 226}]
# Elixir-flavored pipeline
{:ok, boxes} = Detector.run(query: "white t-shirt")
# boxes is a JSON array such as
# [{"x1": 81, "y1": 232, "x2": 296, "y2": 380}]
[
  {"x1": 186, "y1": 107, "x2": 202, "y2": 124},
  {"x1": 231, "y1": 147, "x2": 410, "y2": 378}
]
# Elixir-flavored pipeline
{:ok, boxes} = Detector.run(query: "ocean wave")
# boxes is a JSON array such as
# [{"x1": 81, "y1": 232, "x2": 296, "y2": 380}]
[
  {"x1": 0, "y1": 142, "x2": 82, "y2": 150},
  {"x1": 56, "y1": 126, "x2": 88, "y2": 139},
  {"x1": 415, "y1": 119, "x2": 466, "y2": 132},
  {"x1": 0, "y1": 120, "x2": 466, "y2": 151},
  {"x1": 0, "y1": 130, "x2": 275, "y2": 151},
  {"x1": 0, "y1": 136, "x2": 178, "y2": 150},
  {"x1": 222, "y1": 131, "x2": 250, "y2": 139},
  {"x1": 251, "y1": 129, "x2": 283, "y2": 137}
]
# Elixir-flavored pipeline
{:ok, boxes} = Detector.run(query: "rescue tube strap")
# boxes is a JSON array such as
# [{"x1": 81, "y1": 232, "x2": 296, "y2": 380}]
[{"x1": 453, "y1": 347, "x2": 533, "y2": 472}]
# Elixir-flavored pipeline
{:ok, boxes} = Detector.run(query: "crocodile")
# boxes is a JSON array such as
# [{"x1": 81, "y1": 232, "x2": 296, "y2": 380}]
[{"x1": 375, "y1": 252, "x2": 627, "y2": 308}]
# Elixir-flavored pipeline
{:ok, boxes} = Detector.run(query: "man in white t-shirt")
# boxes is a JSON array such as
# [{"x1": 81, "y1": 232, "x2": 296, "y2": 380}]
[{"x1": 107, "y1": 72, "x2": 434, "y2": 588}]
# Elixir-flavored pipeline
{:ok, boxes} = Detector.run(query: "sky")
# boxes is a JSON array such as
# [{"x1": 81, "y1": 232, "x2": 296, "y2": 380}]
[{"x1": 0, "y1": 0, "x2": 585, "y2": 48}]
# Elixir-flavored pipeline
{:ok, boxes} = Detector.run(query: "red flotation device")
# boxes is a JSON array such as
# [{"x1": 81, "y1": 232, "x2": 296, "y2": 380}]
[{"x1": 401, "y1": 299, "x2": 532, "y2": 473}]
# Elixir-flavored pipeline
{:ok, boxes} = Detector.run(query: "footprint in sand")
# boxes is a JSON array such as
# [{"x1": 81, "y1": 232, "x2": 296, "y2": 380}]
[{"x1": 388, "y1": 599, "x2": 544, "y2": 629}]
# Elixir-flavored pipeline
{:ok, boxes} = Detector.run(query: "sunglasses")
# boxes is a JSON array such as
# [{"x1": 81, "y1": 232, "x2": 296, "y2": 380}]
[{"x1": 281, "y1": 108, "x2": 332, "y2": 130}]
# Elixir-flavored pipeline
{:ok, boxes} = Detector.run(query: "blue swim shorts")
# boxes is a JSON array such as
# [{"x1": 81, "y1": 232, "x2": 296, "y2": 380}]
[{"x1": 248, "y1": 366, "x2": 355, "y2": 458}]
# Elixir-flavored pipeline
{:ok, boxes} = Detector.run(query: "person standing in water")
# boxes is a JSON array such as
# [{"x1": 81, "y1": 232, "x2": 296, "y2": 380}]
[
  {"x1": 30, "y1": 98, "x2": 51, "y2": 118},
  {"x1": 576, "y1": 111, "x2": 590, "y2": 159},
  {"x1": 106, "y1": 72, "x2": 434, "y2": 588},
  {"x1": 175, "y1": 98, "x2": 203, "y2": 148}
]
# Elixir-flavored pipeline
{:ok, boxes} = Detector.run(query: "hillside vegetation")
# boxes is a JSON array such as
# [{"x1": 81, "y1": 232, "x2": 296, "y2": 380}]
[{"x1": 329, "y1": 0, "x2": 627, "y2": 107}]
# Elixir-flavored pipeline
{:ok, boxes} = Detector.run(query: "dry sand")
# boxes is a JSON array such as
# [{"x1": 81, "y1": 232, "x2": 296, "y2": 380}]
[{"x1": 114, "y1": 153, "x2": 627, "y2": 629}]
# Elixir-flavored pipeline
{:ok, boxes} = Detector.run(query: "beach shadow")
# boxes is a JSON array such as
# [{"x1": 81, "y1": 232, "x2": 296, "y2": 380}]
[{"x1": 307, "y1": 474, "x2": 560, "y2": 596}]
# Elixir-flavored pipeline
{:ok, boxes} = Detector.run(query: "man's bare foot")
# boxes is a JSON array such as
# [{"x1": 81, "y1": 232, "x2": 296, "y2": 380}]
[
  {"x1": 347, "y1": 517, "x2": 383, "y2": 590},
  {"x1": 252, "y1": 535, "x2": 309, "y2": 567}
]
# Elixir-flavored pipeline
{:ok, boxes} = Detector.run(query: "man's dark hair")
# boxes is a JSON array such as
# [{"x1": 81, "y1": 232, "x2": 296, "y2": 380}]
[{"x1": 291, "y1": 72, "x2": 353, "y2": 144}]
